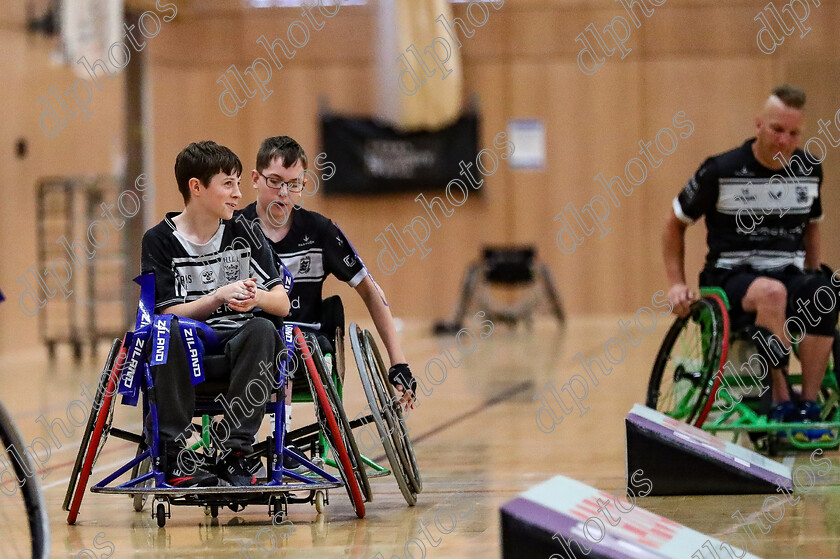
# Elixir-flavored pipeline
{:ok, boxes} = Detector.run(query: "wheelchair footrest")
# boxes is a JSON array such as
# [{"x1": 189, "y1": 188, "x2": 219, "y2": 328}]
[{"x1": 91, "y1": 480, "x2": 343, "y2": 496}]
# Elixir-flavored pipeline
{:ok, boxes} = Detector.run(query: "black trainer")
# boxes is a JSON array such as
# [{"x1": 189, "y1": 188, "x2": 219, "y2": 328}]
[
  {"x1": 283, "y1": 445, "x2": 307, "y2": 473},
  {"x1": 164, "y1": 447, "x2": 218, "y2": 488},
  {"x1": 218, "y1": 451, "x2": 259, "y2": 487}
]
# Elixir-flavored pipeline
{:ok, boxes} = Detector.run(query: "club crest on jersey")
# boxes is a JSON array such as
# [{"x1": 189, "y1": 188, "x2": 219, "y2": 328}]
[
  {"x1": 300, "y1": 235, "x2": 315, "y2": 247},
  {"x1": 796, "y1": 186, "x2": 809, "y2": 203},
  {"x1": 299, "y1": 255, "x2": 311, "y2": 274},
  {"x1": 224, "y1": 261, "x2": 240, "y2": 282},
  {"x1": 734, "y1": 165, "x2": 752, "y2": 177},
  {"x1": 343, "y1": 255, "x2": 356, "y2": 268},
  {"x1": 201, "y1": 269, "x2": 215, "y2": 284}
]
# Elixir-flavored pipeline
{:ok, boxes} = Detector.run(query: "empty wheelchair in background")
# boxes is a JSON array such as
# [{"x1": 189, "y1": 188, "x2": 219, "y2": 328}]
[
  {"x1": 646, "y1": 286, "x2": 840, "y2": 456},
  {"x1": 434, "y1": 246, "x2": 565, "y2": 334}
]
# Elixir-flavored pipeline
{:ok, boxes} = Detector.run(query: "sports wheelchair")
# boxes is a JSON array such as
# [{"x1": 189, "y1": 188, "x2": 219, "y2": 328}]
[
  {"x1": 435, "y1": 246, "x2": 565, "y2": 333},
  {"x1": 63, "y1": 274, "x2": 421, "y2": 526},
  {"x1": 646, "y1": 285, "x2": 840, "y2": 456}
]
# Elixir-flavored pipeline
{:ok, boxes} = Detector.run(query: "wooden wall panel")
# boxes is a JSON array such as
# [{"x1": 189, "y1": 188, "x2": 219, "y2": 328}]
[
  {"x1": 784, "y1": 59, "x2": 840, "y2": 270},
  {"x1": 4, "y1": 1, "x2": 840, "y2": 352},
  {"x1": 0, "y1": 25, "x2": 125, "y2": 354}
]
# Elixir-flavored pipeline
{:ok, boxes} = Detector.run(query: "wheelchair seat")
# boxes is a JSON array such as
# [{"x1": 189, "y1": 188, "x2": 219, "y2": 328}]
[{"x1": 193, "y1": 354, "x2": 236, "y2": 398}]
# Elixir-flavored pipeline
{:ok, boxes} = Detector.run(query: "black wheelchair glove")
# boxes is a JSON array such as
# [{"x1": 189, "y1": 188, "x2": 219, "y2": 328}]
[{"x1": 388, "y1": 363, "x2": 417, "y2": 394}]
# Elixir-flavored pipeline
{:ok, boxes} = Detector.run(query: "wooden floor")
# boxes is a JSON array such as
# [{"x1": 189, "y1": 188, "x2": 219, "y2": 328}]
[{"x1": 2, "y1": 315, "x2": 840, "y2": 558}]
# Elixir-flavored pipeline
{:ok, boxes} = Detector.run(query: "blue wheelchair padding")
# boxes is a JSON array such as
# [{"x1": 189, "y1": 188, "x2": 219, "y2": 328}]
[
  {"x1": 119, "y1": 274, "x2": 222, "y2": 406},
  {"x1": 123, "y1": 272, "x2": 298, "y2": 402}
]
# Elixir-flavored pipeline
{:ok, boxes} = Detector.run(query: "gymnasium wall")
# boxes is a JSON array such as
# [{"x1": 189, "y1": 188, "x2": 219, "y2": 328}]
[
  {"x1": 0, "y1": 3, "x2": 126, "y2": 354},
  {"x1": 3, "y1": 0, "x2": 840, "y2": 354}
]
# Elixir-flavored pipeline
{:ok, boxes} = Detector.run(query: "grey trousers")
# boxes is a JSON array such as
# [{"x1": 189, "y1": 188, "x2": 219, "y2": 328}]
[{"x1": 150, "y1": 316, "x2": 281, "y2": 454}]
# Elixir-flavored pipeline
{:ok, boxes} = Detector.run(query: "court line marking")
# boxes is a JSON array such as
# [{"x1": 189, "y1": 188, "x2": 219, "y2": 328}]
[{"x1": 370, "y1": 380, "x2": 534, "y2": 463}]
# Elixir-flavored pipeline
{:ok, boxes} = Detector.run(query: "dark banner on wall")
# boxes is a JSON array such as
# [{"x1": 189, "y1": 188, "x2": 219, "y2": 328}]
[{"x1": 320, "y1": 113, "x2": 479, "y2": 195}]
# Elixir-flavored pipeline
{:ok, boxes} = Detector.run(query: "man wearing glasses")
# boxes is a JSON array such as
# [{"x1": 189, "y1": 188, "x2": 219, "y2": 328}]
[{"x1": 235, "y1": 137, "x2": 417, "y2": 459}]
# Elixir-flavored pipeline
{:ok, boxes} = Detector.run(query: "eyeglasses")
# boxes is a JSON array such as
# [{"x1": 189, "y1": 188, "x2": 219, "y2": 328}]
[{"x1": 259, "y1": 171, "x2": 304, "y2": 192}]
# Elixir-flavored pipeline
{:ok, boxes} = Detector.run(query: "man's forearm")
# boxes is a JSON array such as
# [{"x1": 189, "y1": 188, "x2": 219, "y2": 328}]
[{"x1": 663, "y1": 220, "x2": 687, "y2": 285}]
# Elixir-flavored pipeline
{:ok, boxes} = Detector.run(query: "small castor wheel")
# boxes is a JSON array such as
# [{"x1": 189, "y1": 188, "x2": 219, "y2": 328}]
[
  {"x1": 156, "y1": 503, "x2": 167, "y2": 528},
  {"x1": 768, "y1": 433, "x2": 781, "y2": 457},
  {"x1": 314, "y1": 490, "x2": 325, "y2": 513},
  {"x1": 210, "y1": 505, "x2": 219, "y2": 518}
]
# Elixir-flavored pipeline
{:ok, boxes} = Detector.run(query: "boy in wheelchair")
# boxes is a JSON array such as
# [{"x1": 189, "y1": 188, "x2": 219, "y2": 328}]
[
  {"x1": 141, "y1": 141, "x2": 290, "y2": 487},
  {"x1": 234, "y1": 136, "x2": 418, "y2": 458}
]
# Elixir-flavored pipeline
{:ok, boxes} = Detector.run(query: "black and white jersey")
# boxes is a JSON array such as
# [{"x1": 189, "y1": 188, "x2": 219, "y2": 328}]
[
  {"x1": 674, "y1": 138, "x2": 822, "y2": 271},
  {"x1": 141, "y1": 212, "x2": 284, "y2": 329},
  {"x1": 236, "y1": 203, "x2": 368, "y2": 329}
]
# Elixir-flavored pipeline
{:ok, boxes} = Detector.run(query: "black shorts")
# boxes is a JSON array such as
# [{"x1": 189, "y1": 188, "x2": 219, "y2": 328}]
[{"x1": 699, "y1": 265, "x2": 838, "y2": 335}]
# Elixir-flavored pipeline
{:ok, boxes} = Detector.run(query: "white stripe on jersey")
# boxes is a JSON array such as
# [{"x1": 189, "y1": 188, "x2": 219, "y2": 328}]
[
  {"x1": 716, "y1": 250, "x2": 805, "y2": 271},
  {"x1": 716, "y1": 178, "x2": 819, "y2": 216},
  {"x1": 673, "y1": 197, "x2": 694, "y2": 225},
  {"x1": 281, "y1": 250, "x2": 326, "y2": 282},
  {"x1": 348, "y1": 268, "x2": 368, "y2": 288},
  {"x1": 172, "y1": 249, "x2": 251, "y2": 298}
]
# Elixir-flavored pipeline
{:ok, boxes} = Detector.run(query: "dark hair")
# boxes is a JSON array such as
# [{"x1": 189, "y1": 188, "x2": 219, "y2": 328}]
[
  {"x1": 174, "y1": 141, "x2": 243, "y2": 203},
  {"x1": 256, "y1": 136, "x2": 308, "y2": 173},
  {"x1": 772, "y1": 84, "x2": 806, "y2": 109}
]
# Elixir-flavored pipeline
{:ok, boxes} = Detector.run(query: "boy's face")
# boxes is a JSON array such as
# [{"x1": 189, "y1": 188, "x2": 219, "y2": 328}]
[
  {"x1": 190, "y1": 171, "x2": 241, "y2": 220},
  {"x1": 252, "y1": 157, "x2": 306, "y2": 223}
]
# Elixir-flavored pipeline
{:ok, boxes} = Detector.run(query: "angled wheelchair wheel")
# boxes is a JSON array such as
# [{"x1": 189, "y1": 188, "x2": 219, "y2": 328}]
[
  {"x1": 647, "y1": 296, "x2": 728, "y2": 428},
  {"x1": 350, "y1": 324, "x2": 420, "y2": 506},
  {"x1": 66, "y1": 337, "x2": 125, "y2": 524},
  {"x1": 307, "y1": 334, "x2": 372, "y2": 503},
  {"x1": 294, "y1": 328, "x2": 365, "y2": 519},
  {"x1": 0, "y1": 399, "x2": 50, "y2": 559},
  {"x1": 63, "y1": 337, "x2": 124, "y2": 513},
  {"x1": 131, "y1": 443, "x2": 151, "y2": 512},
  {"x1": 363, "y1": 330, "x2": 422, "y2": 495}
]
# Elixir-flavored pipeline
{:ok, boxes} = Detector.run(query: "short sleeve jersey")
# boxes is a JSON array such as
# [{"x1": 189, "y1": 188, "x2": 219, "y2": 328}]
[
  {"x1": 673, "y1": 138, "x2": 823, "y2": 271},
  {"x1": 141, "y1": 212, "x2": 284, "y2": 329},
  {"x1": 236, "y1": 203, "x2": 368, "y2": 329}
]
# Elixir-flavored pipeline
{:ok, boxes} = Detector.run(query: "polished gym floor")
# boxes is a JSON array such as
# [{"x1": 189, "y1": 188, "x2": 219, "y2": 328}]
[{"x1": 2, "y1": 315, "x2": 839, "y2": 558}]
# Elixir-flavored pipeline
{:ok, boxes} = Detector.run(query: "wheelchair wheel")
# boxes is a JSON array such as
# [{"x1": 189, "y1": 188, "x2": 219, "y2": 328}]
[
  {"x1": 0, "y1": 399, "x2": 50, "y2": 559},
  {"x1": 294, "y1": 328, "x2": 365, "y2": 519},
  {"x1": 647, "y1": 296, "x2": 728, "y2": 428},
  {"x1": 363, "y1": 329, "x2": 423, "y2": 495},
  {"x1": 66, "y1": 337, "x2": 125, "y2": 525},
  {"x1": 350, "y1": 324, "x2": 420, "y2": 506},
  {"x1": 307, "y1": 334, "x2": 372, "y2": 503},
  {"x1": 63, "y1": 337, "x2": 124, "y2": 513},
  {"x1": 131, "y1": 443, "x2": 151, "y2": 512}
]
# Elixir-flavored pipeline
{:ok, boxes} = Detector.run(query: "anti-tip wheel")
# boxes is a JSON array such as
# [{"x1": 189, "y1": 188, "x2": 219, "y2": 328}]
[{"x1": 156, "y1": 503, "x2": 166, "y2": 528}]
